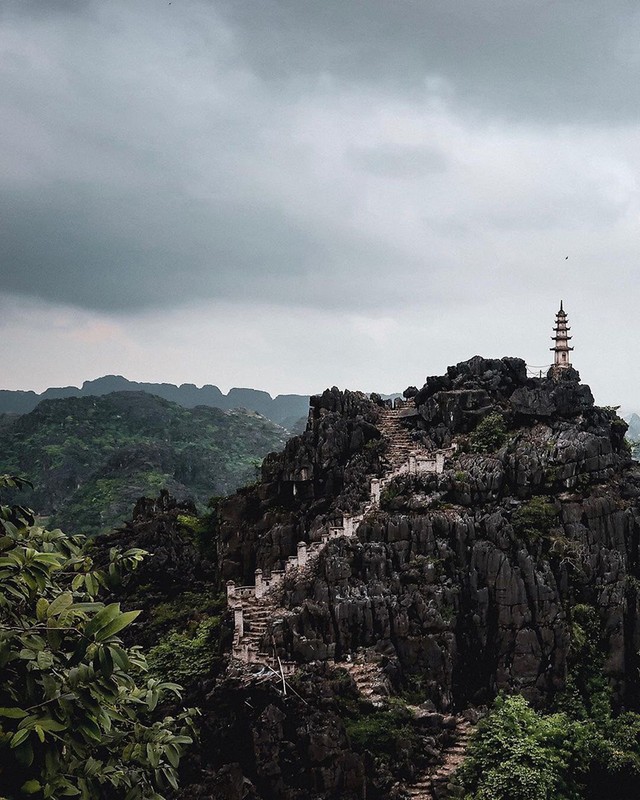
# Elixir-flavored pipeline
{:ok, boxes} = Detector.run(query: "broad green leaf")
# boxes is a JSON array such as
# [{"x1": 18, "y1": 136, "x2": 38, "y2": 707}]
[
  {"x1": 164, "y1": 743, "x2": 180, "y2": 768},
  {"x1": 59, "y1": 786, "x2": 81, "y2": 796},
  {"x1": 162, "y1": 766, "x2": 179, "y2": 791},
  {"x1": 98, "y1": 645, "x2": 114, "y2": 678},
  {"x1": 84, "y1": 572, "x2": 99, "y2": 597},
  {"x1": 108, "y1": 644, "x2": 130, "y2": 671},
  {"x1": 0, "y1": 707, "x2": 28, "y2": 718},
  {"x1": 36, "y1": 597, "x2": 49, "y2": 621},
  {"x1": 84, "y1": 603, "x2": 120, "y2": 638},
  {"x1": 36, "y1": 650, "x2": 54, "y2": 669},
  {"x1": 96, "y1": 610, "x2": 141, "y2": 642},
  {"x1": 78, "y1": 718, "x2": 101, "y2": 742},
  {"x1": 34, "y1": 552, "x2": 64, "y2": 566},
  {"x1": 68, "y1": 638, "x2": 88, "y2": 667},
  {"x1": 36, "y1": 718, "x2": 67, "y2": 732},
  {"x1": 47, "y1": 591, "x2": 73, "y2": 618},
  {"x1": 146, "y1": 742, "x2": 160, "y2": 768},
  {"x1": 10, "y1": 727, "x2": 31, "y2": 747},
  {"x1": 20, "y1": 779, "x2": 41, "y2": 794},
  {"x1": 71, "y1": 574, "x2": 84, "y2": 591},
  {"x1": 71, "y1": 602, "x2": 102, "y2": 613}
]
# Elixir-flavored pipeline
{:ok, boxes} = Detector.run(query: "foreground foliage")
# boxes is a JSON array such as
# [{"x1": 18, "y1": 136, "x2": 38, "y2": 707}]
[
  {"x1": 0, "y1": 476, "x2": 196, "y2": 800},
  {"x1": 458, "y1": 690, "x2": 640, "y2": 799},
  {"x1": 458, "y1": 604, "x2": 640, "y2": 799}
]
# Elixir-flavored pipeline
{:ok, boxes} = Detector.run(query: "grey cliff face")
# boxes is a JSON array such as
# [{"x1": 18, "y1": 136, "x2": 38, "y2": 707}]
[{"x1": 220, "y1": 356, "x2": 639, "y2": 711}]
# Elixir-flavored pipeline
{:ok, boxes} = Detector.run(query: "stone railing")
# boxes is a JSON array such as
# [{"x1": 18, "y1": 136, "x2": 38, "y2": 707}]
[
  {"x1": 229, "y1": 444, "x2": 456, "y2": 668},
  {"x1": 372, "y1": 445, "x2": 456, "y2": 498},
  {"x1": 232, "y1": 640, "x2": 297, "y2": 676}
]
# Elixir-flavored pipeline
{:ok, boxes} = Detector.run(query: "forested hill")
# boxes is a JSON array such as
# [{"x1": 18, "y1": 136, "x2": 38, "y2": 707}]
[
  {"x1": 0, "y1": 375, "x2": 310, "y2": 432},
  {"x1": 0, "y1": 391, "x2": 289, "y2": 536}
]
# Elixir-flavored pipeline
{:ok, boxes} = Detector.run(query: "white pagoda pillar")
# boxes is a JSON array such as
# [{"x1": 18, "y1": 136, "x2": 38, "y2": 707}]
[{"x1": 550, "y1": 301, "x2": 574, "y2": 369}]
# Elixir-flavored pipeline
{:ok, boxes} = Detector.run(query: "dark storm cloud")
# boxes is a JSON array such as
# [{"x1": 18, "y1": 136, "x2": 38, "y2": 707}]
[
  {"x1": 0, "y1": 0, "x2": 639, "y2": 315},
  {"x1": 0, "y1": 183, "x2": 412, "y2": 311},
  {"x1": 214, "y1": 0, "x2": 640, "y2": 123}
]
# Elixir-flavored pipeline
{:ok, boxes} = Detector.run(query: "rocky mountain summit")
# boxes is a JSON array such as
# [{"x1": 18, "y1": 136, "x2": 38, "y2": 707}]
[
  {"x1": 93, "y1": 355, "x2": 640, "y2": 799},
  {"x1": 192, "y1": 355, "x2": 638, "y2": 797}
]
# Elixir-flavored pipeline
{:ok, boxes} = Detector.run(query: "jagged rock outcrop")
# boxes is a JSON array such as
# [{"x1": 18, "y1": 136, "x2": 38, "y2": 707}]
[
  {"x1": 220, "y1": 357, "x2": 640, "y2": 712},
  {"x1": 129, "y1": 355, "x2": 639, "y2": 800},
  {"x1": 218, "y1": 387, "x2": 384, "y2": 584},
  {"x1": 92, "y1": 490, "x2": 219, "y2": 648}
]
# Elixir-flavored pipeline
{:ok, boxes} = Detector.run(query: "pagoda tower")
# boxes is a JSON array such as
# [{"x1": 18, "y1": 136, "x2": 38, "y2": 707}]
[{"x1": 550, "y1": 301, "x2": 573, "y2": 369}]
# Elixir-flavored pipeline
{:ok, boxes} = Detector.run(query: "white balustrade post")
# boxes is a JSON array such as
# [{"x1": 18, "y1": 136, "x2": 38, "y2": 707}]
[
  {"x1": 297, "y1": 541, "x2": 307, "y2": 567},
  {"x1": 254, "y1": 568, "x2": 264, "y2": 599},
  {"x1": 409, "y1": 453, "x2": 416, "y2": 475},
  {"x1": 436, "y1": 452, "x2": 445, "y2": 473},
  {"x1": 234, "y1": 607, "x2": 244, "y2": 640},
  {"x1": 226, "y1": 580, "x2": 236, "y2": 601},
  {"x1": 370, "y1": 478, "x2": 381, "y2": 506}
]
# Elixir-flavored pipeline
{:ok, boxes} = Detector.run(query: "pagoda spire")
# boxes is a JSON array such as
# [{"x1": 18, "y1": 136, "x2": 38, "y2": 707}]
[{"x1": 550, "y1": 301, "x2": 573, "y2": 369}]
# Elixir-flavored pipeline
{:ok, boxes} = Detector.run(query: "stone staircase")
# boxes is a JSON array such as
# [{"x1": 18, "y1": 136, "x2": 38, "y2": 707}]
[
  {"x1": 228, "y1": 400, "x2": 454, "y2": 670},
  {"x1": 378, "y1": 405, "x2": 419, "y2": 470},
  {"x1": 405, "y1": 718, "x2": 472, "y2": 800},
  {"x1": 338, "y1": 653, "x2": 391, "y2": 706}
]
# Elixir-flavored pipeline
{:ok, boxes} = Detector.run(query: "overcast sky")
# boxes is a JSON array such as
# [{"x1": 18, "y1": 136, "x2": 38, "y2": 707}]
[{"x1": 1, "y1": 1, "x2": 639, "y2": 408}]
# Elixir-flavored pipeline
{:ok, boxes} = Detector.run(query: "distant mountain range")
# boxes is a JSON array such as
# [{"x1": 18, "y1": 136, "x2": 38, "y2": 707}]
[
  {"x1": 0, "y1": 391, "x2": 290, "y2": 537},
  {"x1": 626, "y1": 413, "x2": 640, "y2": 442},
  {"x1": 0, "y1": 375, "x2": 310, "y2": 432}
]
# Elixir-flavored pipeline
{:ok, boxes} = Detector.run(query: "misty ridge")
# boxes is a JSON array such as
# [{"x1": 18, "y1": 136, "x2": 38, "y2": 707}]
[{"x1": 0, "y1": 375, "x2": 310, "y2": 433}]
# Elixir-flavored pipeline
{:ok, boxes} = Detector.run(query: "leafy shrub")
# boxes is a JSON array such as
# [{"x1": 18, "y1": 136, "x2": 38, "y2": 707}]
[
  {"x1": 0, "y1": 476, "x2": 196, "y2": 799},
  {"x1": 457, "y1": 695, "x2": 580, "y2": 800},
  {"x1": 470, "y1": 413, "x2": 507, "y2": 453},
  {"x1": 147, "y1": 591, "x2": 225, "y2": 639},
  {"x1": 344, "y1": 706, "x2": 420, "y2": 762},
  {"x1": 511, "y1": 496, "x2": 558, "y2": 543},
  {"x1": 458, "y1": 691, "x2": 640, "y2": 800},
  {"x1": 147, "y1": 616, "x2": 222, "y2": 687}
]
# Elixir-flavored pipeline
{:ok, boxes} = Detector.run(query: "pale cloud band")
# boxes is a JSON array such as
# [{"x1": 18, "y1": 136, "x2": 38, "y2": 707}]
[{"x1": 1, "y1": 1, "x2": 638, "y2": 407}]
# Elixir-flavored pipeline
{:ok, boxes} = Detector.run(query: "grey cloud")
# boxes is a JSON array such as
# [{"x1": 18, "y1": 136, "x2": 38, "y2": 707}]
[
  {"x1": 1, "y1": 0, "x2": 639, "y2": 319},
  {"x1": 214, "y1": 0, "x2": 640, "y2": 123},
  {"x1": 348, "y1": 144, "x2": 448, "y2": 177},
  {"x1": 0, "y1": 183, "x2": 416, "y2": 312}
]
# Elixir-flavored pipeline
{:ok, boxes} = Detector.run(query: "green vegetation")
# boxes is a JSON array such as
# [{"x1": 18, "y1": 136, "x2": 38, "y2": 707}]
[
  {"x1": 458, "y1": 603, "x2": 640, "y2": 800},
  {"x1": 344, "y1": 706, "x2": 419, "y2": 754},
  {"x1": 0, "y1": 476, "x2": 196, "y2": 799},
  {"x1": 470, "y1": 412, "x2": 507, "y2": 453},
  {"x1": 0, "y1": 392, "x2": 288, "y2": 536},
  {"x1": 146, "y1": 590, "x2": 225, "y2": 640},
  {"x1": 511, "y1": 496, "x2": 558, "y2": 543},
  {"x1": 147, "y1": 616, "x2": 222, "y2": 688},
  {"x1": 457, "y1": 695, "x2": 577, "y2": 800},
  {"x1": 144, "y1": 590, "x2": 225, "y2": 690},
  {"x1": 458, "y1": 693, "x2": 640, "y2": 800}
]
